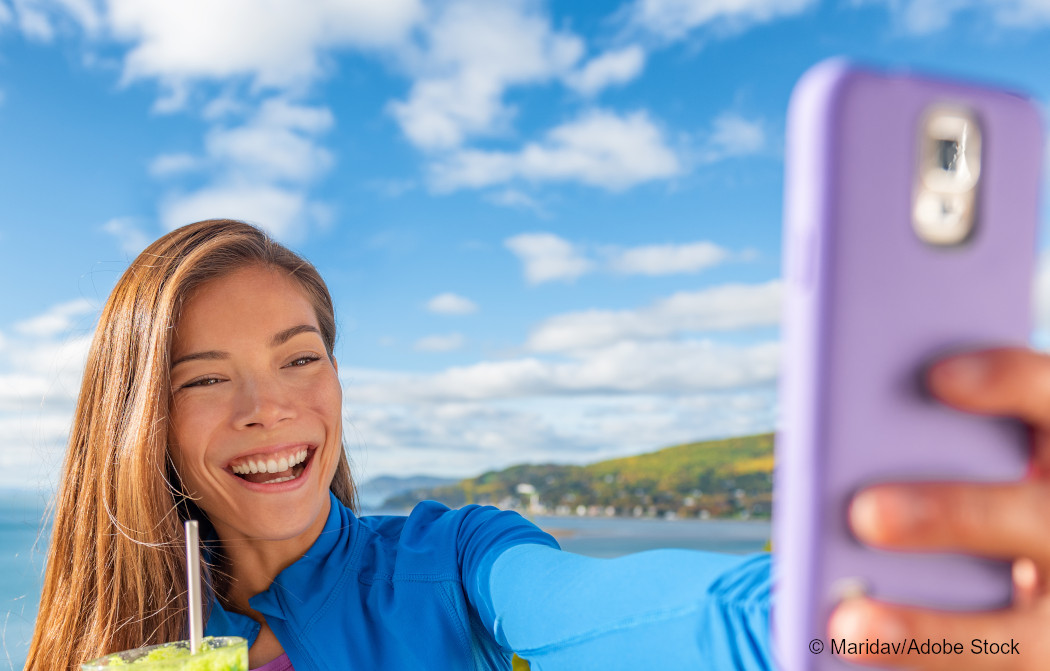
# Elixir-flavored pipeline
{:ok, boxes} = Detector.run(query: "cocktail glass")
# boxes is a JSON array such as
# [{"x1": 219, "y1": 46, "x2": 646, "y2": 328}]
[{"x1": 80, "y1": 635, "x2": 248, "y2": 670}]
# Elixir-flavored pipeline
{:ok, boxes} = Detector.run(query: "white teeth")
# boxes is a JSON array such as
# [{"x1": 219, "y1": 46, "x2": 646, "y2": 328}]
[
  {"x1": 231, "y1": 448, "x2": 311, "y2": 475},
  {"x1": 261, "y1": 474, "x2": 297, "y2": 484}
]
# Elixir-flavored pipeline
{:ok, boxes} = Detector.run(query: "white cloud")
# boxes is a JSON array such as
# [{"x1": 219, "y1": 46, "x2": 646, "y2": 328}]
[
  {"x1": 858, "y1": 0, "x2": 1050, "y2": 34},
  {"x1": 389, "y1": 75, "x2": 505, "y2": 152},
  {"x1": 0, "y1": 299, "x2": 97, "y2": 491},
  {"x1": 414, "y1": 333, "x2": 465, "y2": 352},
  {"x1": 149, "y1": 152, "x2": 199, "y2": 177},
  {"x1": 254, "y1": 95, "x2": 334, "y2": 133},
  {"x1": 150, "y1": 80, "x2": 190, "y2": 114},
  {"x1": 0, "y1": 412, "x2": 74, "y2": 489},
  {"x1": 506, "y1": 234, "x2": 742, "y2": 283},
  {"x1": 0, "y1": 324, "x2": 768, "y2": 489},
  {"x1": 13, "y1": 1, "x2": 424, "y2": 89},
  {"x1": 53, "y1": 0, "x2": 102, "y2": 33},
  {"x1": 106, "y1": 0, "x2": 424, "y2": 96},
  {"x1": 203, "y1": 93, "x2": 248, "y2": 121},
  {"x1": 13, "y1": 298, "x2": 97, "y2": 338},
  {"x1": 348, "y1": 387, "x2": 778, "y2": 480},
  {"x1": 101, "y1": 216, "x2": 151, "y2": 256},
  {"x1": 607, "y1": 241, "x2": 730, "y2": 276},
  {"x1": 565, "y1": 45, "x2": 646, "y2": 97},
  {"x1": 527, "y1": 281, "x2": 782, "y2": 352},
  {"x1": 430, "y1": 109, "x2": 681, "y2": 192},
  {"x1": 0, "y1": 294, "x2": 782, "y2": 490},
  {"x1": 893, "y1": 0, "x2": 970, "y2": 33},
  {"x1": 388, "y1": 0, "x2": 584, "y2": 150},
  {"x1": 5, "y1": 0, "x2": 425, "y2": 231},
  {"x1": 427, "y1": 293, "x2": 478, "y2": 315},
  {"x1": 346, "y1": 401, "x2": 569, "y2": 478},
  {"x1": 628, "y1": 0, "x2": 816, "y2": 42},
  {"x1": 505, "y1": 232, "x2": 594, "y2": 285},
  {"x1": 161, "y1": 183, "x2": 309, "y2": 242},
  {"x1": 339, "y1": 338, "x2": 779, "y2": 478},
  {"x1": 700, "y1": 113, "x2": 766, "y2": 162},
  {"x1": 345, "y1": 338, "x2": 779, "y2": 404},
  {"x1": 16, "y1": 3, "x2": 53, "y2": 40},
  {"x1": 0, "y1": 373, "x2": 53, "y2": 411},
  {"x1": 156, "y1": 98, "x2": 335, "y2": 241},
  {"x1": 993, "y1": 0, "x2": 1050, "y2": 24},
  {"x1": 484, "y1": 188, "x2": 547, "y2": 216},
  {"x1": 367, "y1": 178, "x2": 416, "y2": 198},
  {"x1": 6, "y1": 0, "x2": 102, "y2": 40},
  {"x1": 204, "y1": 99, "x2": 334, "y2": 183}
]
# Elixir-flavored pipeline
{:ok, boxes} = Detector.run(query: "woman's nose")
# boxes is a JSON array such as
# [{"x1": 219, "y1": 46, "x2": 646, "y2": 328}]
[{"x1": 233, "y1": 375, "x2": 298, "y2": 428}]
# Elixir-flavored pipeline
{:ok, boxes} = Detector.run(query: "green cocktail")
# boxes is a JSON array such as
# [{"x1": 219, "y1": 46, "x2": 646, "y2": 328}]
[{"x1": 81, "y1": 636, "x2": 247, "y2": 671}]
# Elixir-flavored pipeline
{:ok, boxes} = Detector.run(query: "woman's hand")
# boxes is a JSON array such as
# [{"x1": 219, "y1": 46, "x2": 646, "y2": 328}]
[{"x1": 829, "y1": 347, "x2": 1050, "y2": 670}]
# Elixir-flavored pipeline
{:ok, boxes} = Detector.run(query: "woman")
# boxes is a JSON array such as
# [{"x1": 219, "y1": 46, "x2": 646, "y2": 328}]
[{"x1": 22, "y1": 219, "x2": 1050, "y2": 670}]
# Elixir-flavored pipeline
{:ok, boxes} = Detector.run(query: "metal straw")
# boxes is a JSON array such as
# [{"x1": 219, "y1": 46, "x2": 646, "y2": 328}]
[{"x1": 185, "y1": 520, "x2": 203, "y2": 655}]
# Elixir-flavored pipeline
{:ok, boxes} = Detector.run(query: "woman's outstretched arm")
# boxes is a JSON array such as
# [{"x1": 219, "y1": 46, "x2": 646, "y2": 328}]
[{"x1": 475, "y1": 544, "x2": 774, "y2": 670}]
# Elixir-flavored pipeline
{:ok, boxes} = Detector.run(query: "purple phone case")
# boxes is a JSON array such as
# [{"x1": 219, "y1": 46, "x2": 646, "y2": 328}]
[{"x1": 773, "y1": 59, "x2": 1043, "y2": 670}]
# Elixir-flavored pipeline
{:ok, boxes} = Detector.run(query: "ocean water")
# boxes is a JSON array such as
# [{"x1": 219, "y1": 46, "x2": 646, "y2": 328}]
[
  {"x1": 1, "y1": 492, "x2": 52, "y2": 671},
  {"x1": 531, "y1": 513, "x2": 771, "y2": 558},
  {"x1": 2, "y1": 496, "x2": 772, "y2": 670}
]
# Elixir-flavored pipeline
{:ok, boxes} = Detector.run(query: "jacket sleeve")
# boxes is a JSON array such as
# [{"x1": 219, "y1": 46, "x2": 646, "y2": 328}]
[
  {"x1": 479, "y1": 543, "x2": 775, "y2": 670},
  {"x1": 453, "y1": 505, "x2": 562, "y2": 633}
]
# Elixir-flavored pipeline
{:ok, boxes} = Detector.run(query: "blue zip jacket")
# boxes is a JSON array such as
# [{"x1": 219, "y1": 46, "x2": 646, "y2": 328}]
[{"x1": 203, "y1": 490, "x2": 774, "y2": 670}]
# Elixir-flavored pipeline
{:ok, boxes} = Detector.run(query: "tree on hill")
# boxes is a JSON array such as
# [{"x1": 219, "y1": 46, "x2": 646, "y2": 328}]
[{"x1": 383, "y1": 433, "x2": 774, "y2": 519}]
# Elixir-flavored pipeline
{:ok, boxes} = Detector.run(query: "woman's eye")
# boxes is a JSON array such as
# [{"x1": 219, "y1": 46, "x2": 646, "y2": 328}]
[
  {"x1": 180, "y1": 356, "x2": 319, "y2": 389},
  {"x1": 183, "y1": 377, "x2": 220, "y2": 389}
]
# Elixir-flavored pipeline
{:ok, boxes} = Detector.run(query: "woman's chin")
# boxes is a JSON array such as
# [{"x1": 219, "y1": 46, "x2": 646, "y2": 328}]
[{"x1": 210, "y1": 494, "x2": 329, "y2": 545}]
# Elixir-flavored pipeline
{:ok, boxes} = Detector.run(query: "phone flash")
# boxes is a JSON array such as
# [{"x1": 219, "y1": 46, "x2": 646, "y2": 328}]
[{"x1": 913, "y1": 106, "x2": 982, "y2": 246}]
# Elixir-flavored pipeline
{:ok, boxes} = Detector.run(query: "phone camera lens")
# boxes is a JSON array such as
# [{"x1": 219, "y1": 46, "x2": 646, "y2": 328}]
[
  {"x1": 914, "y1": 106, "x2": 981, "y2": 246},
  {"x1": 936, "y1": 139, "x2": 959, "y2": 173}
]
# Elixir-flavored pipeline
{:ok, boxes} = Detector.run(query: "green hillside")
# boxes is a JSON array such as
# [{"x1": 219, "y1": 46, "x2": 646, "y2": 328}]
[{"x1": 384, "y1": 433, "x2": 774, "y2": 519}]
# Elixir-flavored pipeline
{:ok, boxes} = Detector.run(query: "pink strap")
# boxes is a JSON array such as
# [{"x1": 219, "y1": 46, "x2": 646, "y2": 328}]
[{"x1": 250, "y1": 652, "x2": 294, "y2": 671}]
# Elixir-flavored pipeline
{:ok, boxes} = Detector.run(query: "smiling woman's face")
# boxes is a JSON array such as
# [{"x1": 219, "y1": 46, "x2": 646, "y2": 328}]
[{"x1": 167, "y1": 264, "x2": 342, "y2": 542}]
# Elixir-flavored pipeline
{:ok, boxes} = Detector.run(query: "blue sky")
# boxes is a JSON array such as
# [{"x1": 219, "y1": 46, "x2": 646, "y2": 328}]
[{"x1": 3, "y1": 0, "x2": 1050, "y2": 491}]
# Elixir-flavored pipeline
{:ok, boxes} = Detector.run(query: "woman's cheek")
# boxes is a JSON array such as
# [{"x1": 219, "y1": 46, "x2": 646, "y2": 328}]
[
  {"x1": 168, "y1": 401, "x2": 218, "y2": 469},
  {"x1": 299, "y1": 370, "x2": 341, "y2": 413}
]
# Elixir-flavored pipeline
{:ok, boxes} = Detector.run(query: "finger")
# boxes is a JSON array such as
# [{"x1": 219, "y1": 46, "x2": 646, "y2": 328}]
[
  {"x1": 926, "y1": 347, "x2": 1050, "y2": 428},
  {"x1": 849, "y1": 482, "x2": 1050, "y2": 566},
  {"x1": 828, "y1": 597, "x2": 1046, "y2": 670}
]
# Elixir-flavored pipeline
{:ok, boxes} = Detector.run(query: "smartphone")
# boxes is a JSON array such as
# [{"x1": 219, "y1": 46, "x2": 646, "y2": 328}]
[{"x1": 773, "y1": 58, "x2": 1043, "y2": 670}]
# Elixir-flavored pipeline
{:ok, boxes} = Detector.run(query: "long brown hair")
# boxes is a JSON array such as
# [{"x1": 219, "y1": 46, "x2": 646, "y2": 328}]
[{"x1": 25, "y1": 219, "x2": 357, "y2": 670}]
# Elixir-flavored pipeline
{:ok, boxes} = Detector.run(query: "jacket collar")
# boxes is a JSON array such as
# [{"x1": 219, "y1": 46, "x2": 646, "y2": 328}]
[{"x1": 200, "y1": 490, "x2": 355, "y2": 642}]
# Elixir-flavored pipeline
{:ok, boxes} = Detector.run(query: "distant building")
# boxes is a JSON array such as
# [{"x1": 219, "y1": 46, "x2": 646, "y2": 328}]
[{"x1": 516, "y1": 483, "x2": 541, "y2": 513}]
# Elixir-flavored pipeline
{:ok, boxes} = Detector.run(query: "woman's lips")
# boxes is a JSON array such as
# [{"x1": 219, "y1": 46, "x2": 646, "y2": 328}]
[
  {"x1": 226, "y1": 443, "x2": 315, "y2": 471},
  {"x1": 228, "y1": 446, "x2": 317, "y2": 493}
]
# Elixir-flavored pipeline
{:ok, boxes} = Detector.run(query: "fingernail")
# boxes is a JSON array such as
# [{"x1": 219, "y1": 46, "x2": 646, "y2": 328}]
[
  {"x1": 829, "y1": 599, "x2": 905, "y2": 646},
  {"x1": 1014, "y1": 557, "x2": 1037, "y2": 586},
  {"x1": 850, "y1": 488, "x2": 929, "y2": 541},
  {"x1": 849, "y1": 490, "x2": 881, "y2": 540},
  {"x1": 932, "y1": 354, "x2": 989, "y2": 388}
]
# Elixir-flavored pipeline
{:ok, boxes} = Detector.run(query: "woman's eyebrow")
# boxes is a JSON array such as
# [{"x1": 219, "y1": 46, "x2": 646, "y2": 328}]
[{"x1": 170, "y1": 324, "x2": 322, "y2": 369}]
